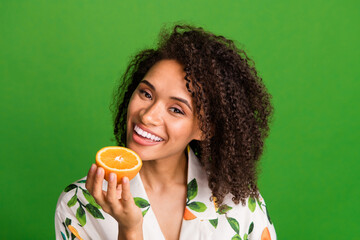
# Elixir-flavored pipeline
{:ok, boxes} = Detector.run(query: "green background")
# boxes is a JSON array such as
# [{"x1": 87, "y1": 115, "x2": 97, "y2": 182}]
[{"x1": 1, "y1": 0, "x2": 359, "y2": 239}]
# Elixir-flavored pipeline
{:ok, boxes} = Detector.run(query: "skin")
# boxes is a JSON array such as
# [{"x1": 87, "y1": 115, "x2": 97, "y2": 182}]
[{"x1": 86, "y1": 60, "x2": 204, "y2": 240}]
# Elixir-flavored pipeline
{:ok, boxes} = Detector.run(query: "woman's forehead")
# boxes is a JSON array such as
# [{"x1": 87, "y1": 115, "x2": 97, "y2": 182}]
[
  {"x1": 142, "y1": 60, "x2": 191, "y2": 96},
  {"x1": 145, "y1": 60, "x2": 185, "y2": 79}
]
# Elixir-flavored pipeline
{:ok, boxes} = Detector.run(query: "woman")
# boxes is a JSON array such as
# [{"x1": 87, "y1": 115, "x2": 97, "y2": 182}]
[{"x1": 55, "y1": 24, "x2": 276, "y2": 240}]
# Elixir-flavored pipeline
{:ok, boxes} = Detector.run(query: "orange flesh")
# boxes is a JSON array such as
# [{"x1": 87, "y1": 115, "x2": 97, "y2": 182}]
[
  {"x1": 96, "y1": 146, "x2": 142, "y2": 182},
  {"x1": 99, "y1": 150, "x2": 139, "y2": 170}
]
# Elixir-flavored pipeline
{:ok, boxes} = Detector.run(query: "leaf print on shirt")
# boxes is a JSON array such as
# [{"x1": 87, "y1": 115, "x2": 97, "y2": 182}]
[
  {"x1": 231, "y1": 234, "x2": 242, "y2": 240},
  {"x1": 63, "y1": 182, "x2": 104, "y2": 228},
  {"x1": 60, "y1": 231, "x2": 66, "y2": 240},
  {"x1": 256, "y1": 197, "x2": 264, "y2": 212},
  {"x1": 61, "y1": 221, "x2": 69, "y2": 239},
  {"x1": 248, "y1": 197, "x2": 256, "y2": 212},
  {"x1": 256, "y1": 197, "x2": 273, "y2": 225},
  {"x1": 67, "y1": 194, "x2": 77, "y2": 207},
  {"x1": 188, "y1": 201, "x2": 207, "y2": 212},
  {"x1": 209, "y1": 218, "x2": 218, "y2": 228},
  {"x1": 227, "y1": 217, "x2": 240, "y2": 234},
  {"x1": 226, "y1": 215, "x2": 255, "y2": 240},
  {"x1": 61, "y1": 218, "x2": 81, "y2": 240},
  {"x1": 248, "y1": 222, "x2": 254, "y2": 235},
  {"x1": 81, "y1": 187, "x2": 101, "y2": 208},
  {"x1": 183, "y1": 178, "x2": 207, "y2": 220},
  {"x1": 265, "y1": 206, "x2": 272, "y2": 225},
  {"x1": 226, "y1": 216, "x2": 242, "y2": 239},
  {"x1": 208, "y1": 196, "x2": 233, "y2": 229},
  {"x1": 187, "y1": 178, "x2": 197, "y2": 201},
  {"x1": 76, "y1": 205, "x2": 86, "y2": 226},
  {"x1": 134, "y1": 197, "x2": 150, "y2": 217},
  {"x1": 64, "y1": 184, "x2": 77, "y2": 192},
  {"x1": 243, "y1": 222, "x2": 254, "y2": 240},
  {"x1": 217, "y1": 204, "x2": 232, "y2": 214},
  {"x1": 85, "y1": 204, "x2": 104, "y2": 219},
  {"x1": 208, "y1": 196, "x2": 219, "y2": 228}
]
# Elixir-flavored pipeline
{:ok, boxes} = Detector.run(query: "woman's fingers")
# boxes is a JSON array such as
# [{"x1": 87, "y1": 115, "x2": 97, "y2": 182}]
[
  {"x1": 120, "y1": 177, "x2": 134, "y2": 207},
  {"x1": 85, "y1": 164, "x2": 97, "y2": 191},
  {"x1": 106, "y1": 173, "x2": 119, "y2": 205},
  {"x1": 85, "y1": 165, "x2": 139, "y2": 225},
  {"x1": 91, "y1": 167, "x2": 106, "y2": 206},
  {"x1": 86, "y1": 166, "x2": 137, "y2": 222},
  {"x1": 116, "y1": 184, "x2": 123, "y2": 199}
]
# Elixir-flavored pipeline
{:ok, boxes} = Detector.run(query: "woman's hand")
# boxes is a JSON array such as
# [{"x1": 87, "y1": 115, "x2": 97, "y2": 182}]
[{"x1": 85, "y1": 164, "x2": 143, "y2": 239}]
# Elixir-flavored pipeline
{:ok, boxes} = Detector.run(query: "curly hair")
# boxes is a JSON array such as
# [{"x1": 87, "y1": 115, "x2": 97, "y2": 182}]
[{"x1": 112, "y1": 24, "x2": 273, "y2": 206}]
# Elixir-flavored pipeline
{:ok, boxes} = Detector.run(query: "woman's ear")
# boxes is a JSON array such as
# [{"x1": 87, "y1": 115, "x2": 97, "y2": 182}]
[
  {"x1": 192, "y1": 124, "x2": 204, "y2": 141},
  {"x1": 193, "y1": 124, "x2": 213, "y2": 141},
  {"x1": 194, "y1": 131, "x2": 206, "y2": 141}
]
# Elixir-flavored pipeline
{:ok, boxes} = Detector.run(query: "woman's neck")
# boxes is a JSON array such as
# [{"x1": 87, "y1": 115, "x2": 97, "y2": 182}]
[{"x1": 139, "y1": 150, "x2": 188, "y2": 192}]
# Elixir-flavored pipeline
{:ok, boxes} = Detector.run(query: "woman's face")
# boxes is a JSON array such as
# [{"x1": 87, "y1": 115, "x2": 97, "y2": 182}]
[{"x1": 126, "y1": 59, "x2": 203, "y2": 161}]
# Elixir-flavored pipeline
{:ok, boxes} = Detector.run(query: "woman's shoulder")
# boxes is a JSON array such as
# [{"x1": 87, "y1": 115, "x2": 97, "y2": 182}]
[
  {"x1": 55, "y1": 177, "x2": 92, "y2": 214},
  {"x1": 54, "y1": 177, "x2": 117, "y2": 240},
  {"x1": 219, "y1": 191, "x2": 276, "y2": 240}
]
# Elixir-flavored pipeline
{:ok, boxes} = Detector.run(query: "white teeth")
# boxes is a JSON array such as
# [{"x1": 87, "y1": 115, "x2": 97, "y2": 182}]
[{"x1": 134, "y1": 125, "x2": 163, "y2": 142}]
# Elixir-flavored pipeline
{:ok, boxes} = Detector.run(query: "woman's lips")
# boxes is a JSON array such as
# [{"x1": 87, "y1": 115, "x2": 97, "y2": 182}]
[
  {"x1": 132, "y1": 130, "x2": 164, "y2": 146},
  {"x1": 134, "y1": 123, "x2": 164, "y2": 140}
]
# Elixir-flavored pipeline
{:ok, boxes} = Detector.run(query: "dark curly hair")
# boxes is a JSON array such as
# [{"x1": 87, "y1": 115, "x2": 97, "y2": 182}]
[{"x1": 112, "y1": 24, "x2": 273, "y2": 206}]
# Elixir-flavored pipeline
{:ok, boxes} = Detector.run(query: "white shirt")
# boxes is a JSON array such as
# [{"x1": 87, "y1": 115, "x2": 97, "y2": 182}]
[{"x1": 55, "y1": 146, "x2": 276, "y2": 240}]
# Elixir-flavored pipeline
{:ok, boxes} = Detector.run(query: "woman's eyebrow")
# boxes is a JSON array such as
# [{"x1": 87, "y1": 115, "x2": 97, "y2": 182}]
[
  {"x1": 140, "y1": 79, "x2": 156, "y2": 90},
  {"x1": 141, "y1": 79, "x2": 193, "y2": 111},
  {"x1": 170, "y1": 96, "x2": 192, "y2": 111}
]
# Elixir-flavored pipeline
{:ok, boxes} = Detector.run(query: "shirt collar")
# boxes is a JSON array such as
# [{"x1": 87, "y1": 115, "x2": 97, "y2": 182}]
[
  {"x1": 184, "y1": 145, "x2": 217, "y2": 220},
  {"x1": 129, "y1": 145, "x2": 217, "y2": 221}
]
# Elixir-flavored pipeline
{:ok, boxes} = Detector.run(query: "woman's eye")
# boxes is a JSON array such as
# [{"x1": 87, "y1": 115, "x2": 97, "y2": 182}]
[
  {"x1": 139, "y1": 89, "x2": 152, "y2": 99},
  {"x1": 170, "y1": 107, "x2": 185, "y2": 115}
]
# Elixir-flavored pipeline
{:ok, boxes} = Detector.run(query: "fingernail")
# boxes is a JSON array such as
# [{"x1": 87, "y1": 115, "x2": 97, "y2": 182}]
[
  {"x1": 109, "y1": 173, "x2": 115, "y2": 181},
  {"x1": 97, "y1": 167, "x2": 103, "y2": 175},
  {"x1": 122, "y1": 177, "x2": 128, "y2": 184},
  {"x1": 90, "y1": 164, "x2": 96, "y2": 171}
]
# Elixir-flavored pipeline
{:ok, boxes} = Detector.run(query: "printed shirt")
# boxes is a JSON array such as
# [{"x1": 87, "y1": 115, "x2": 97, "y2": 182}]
[{"x1": 55, "y1": 146, "x2": 277, "y2": 240}]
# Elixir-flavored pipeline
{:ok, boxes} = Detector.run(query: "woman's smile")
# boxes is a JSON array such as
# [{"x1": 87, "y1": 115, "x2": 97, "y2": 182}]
[
  {"x1": 134, "y1": 124, "x2": 164, "y2": 142},
  {"x1": 132, "y1": 123, "x2": 165, "y2": 146}
]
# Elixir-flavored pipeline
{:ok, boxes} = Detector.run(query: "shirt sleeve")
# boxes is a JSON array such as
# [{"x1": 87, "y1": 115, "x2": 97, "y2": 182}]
[
  {"x1": 54, "y1": 178, "x2": 117, "y2": 240},
  {"x1": 54, "y1": 184, "x2": 92, "y2": 240},
  {"x1": 249, "y1": 192, "x2": 277, "y2": 240}
]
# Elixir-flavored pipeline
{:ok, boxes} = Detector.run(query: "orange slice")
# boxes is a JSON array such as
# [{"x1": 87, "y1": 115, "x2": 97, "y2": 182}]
[
  {"x1": 183, "y1": 207, "x2": 197, "y2": 220},
  {"x1": 261, "y1": 227, "x2": 271, "y2": 240},
  {"x1": 96, "y1": 146, "x2": 142, "y2": 184},
  {"x1": 68, "y1": 225, "x2": 84, "y2": 240}
]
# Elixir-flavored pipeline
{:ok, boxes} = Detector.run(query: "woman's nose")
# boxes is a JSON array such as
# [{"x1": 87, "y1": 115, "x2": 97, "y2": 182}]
[{"x1": 139, "y1": 102, "x2": 163, "y2": 126}]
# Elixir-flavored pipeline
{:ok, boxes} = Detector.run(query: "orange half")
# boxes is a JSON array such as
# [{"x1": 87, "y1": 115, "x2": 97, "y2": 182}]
[{"x1": 96, "y1": 146, "x2": 142, "y2": 183}]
